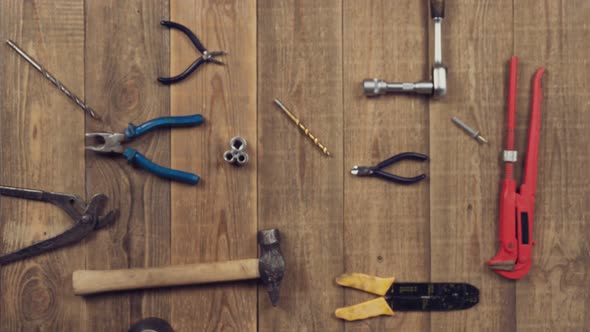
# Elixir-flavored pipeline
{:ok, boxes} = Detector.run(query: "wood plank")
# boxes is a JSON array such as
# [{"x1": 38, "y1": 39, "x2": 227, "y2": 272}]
[
  {"x1": 84, "y1": 1, "x2": 171, "y2": 330},
  {"x1": 428, "y1": 0, "x2": 516, "y2": 331},
  {"x1": 342, "y1": 0, "x2": 431, "y2": 330},
  {"x1": 513, "y1": 1, "x2": 590, "y2": 330},
  {"x1": 169, "y1": 0, "x2": 258, "y2": 330},
  {"x1": 0, "y1": 0, "x2": 86, "y2": 330},
  {"x1": 257, "y1": 0, "x2": 344, "y2": 330}
]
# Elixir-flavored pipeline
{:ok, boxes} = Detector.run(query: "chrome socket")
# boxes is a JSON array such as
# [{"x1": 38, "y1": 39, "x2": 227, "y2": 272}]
[{"x1": 224, "y1": 136, "x2": 249, "y2": 166}]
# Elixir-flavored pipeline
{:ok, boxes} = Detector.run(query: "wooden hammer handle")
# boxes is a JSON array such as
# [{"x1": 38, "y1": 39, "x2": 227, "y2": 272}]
[{"x1": 73, "y1": 258, "x2": 260, "y2": 295}]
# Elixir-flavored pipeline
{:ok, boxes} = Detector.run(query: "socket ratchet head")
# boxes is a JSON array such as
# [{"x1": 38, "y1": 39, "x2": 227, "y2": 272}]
[{"x1": 432, "y1": 64, "x2": 447, "y2": 96}]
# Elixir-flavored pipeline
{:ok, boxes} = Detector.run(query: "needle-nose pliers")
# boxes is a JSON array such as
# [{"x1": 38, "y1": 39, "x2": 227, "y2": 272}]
[
  {"x1": 351, "y1": 152, "x2": 429, "y2": 184},
  {"x1": 157, "y1": 20, "x2": 225, "y2": 85},
  {"x1": 86, "y1": 114, "x2": 204, "y2": 185}
]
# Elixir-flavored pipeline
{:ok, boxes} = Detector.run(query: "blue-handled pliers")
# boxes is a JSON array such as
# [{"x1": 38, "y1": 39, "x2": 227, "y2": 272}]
[{"x1": 86, "y1": 114, "x2": 204, "y2": 185}]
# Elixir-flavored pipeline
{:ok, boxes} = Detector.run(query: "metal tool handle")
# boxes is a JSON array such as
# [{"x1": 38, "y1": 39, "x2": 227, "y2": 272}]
[
  {"x1": 430, "y1": 0, "x2": 445, "y2": 18},
  {"x1": 73, "y1": 258, "x2": 260, "y2": 295},
  {"x1": 123, "y1": 148, "x2": 200, "y2": 185},
  {"x1": 124, "y1": 114, "x2": 204, "y2": 139},
  {"x1": 0, "y1": 217, "x2": 96, "y2": 266}
]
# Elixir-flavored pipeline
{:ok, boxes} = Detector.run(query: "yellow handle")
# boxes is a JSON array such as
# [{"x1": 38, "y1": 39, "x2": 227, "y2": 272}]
[
  {"x1": 335, "y1": 298, "x2": 394, "y2": 321},
  {"x1": 336, "y1": 273, "x2": 395, "y2": 296}
]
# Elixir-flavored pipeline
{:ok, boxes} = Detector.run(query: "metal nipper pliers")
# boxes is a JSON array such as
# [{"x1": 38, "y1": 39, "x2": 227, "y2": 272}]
[
  {"x1": 351, "y1": 152, "x2": 429, "y2": 184},
  {"x1": 0, "y1": 186, "x2": 118, "y2": 266},
  {"x1": 86, "y1": 114, "x2": 204, "y2": 185},
  {"x1": 157, "y1": 20, "x2": 225, "y2": 85}
]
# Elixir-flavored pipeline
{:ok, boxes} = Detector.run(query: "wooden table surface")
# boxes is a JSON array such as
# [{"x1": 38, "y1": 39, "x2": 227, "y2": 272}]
[{"x1": 1, "y1": 0, "x2": 589, "y2": 331}]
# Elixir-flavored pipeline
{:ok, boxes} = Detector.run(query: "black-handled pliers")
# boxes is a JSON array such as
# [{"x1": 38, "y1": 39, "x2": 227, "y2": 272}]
[
  {"x1": 158, "y1": 20, "x2": 225, "y2": 85},
  {"x1": 351, "y1": 152, "x2": 429, "y2": 184}
]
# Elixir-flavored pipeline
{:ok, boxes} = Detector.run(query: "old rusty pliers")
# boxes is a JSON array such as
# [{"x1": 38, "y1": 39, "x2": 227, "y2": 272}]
[
  {"x1": 0, "y1": 185, "x2": 118, "y2": 266},
  {"x1": 158, "y1": 20, "x2": 225, "y2": 85},
  {"x1": 86, "y1": 114, "x2": 204, "y2": 185},
  {"x1": 351, "y1": 152, "x2": 428, "y2": 184}
]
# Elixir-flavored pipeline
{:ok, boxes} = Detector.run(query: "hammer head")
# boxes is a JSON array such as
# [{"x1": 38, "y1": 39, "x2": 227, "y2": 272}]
[{"x1": 257, "y1": 229, "x2": 285, "y2": 306}]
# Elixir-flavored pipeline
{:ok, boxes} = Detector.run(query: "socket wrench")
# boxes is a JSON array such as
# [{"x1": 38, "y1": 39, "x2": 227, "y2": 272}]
[{"x1": 363, "y1": 0, "x2": 447, "y2": 97}]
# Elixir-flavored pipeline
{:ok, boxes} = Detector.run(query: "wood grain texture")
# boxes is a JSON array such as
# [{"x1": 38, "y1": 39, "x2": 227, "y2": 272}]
[
  {"x1": 428, "y1": 1, "x2": 516, "y2": 331},
  {"x1": 169, "y1": 0, "x2": 257, "y2": 331},
  {"x1": 257, "y1": 1, "x2": 344, "y2": 331},
  {"x1": 343, "y1": 0, "x2": 431, "y2": 331},
  {"x1": 0, "y1": 1, "x2": 87, "y2": 331},
  {"x1": 84, "y1": 0, "x2": 170, "y2": 330},
  {"x1": 0, "y1": 0, "x2": 589, "y2": 330},
  {"x1": 514, "y1": 1, "x2": 590, "y2": 331}
]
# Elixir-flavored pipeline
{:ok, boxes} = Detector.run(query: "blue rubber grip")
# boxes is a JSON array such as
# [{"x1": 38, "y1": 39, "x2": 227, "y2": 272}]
[
  {"x1": 123, "y1": 148, "x2": 200, "y2": 185},
  {"x1": 125, "y1": 114, "x2": 204, "y2": 139}
]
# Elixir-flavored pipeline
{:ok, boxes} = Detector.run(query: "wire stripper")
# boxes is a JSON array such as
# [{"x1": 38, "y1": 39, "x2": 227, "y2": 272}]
[{"x1": 335, "y1": 273, "x2": 479, "y2": 321}]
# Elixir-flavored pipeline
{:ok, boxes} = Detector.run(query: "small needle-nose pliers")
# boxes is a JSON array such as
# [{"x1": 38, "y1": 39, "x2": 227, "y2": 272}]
[
  {"x1": 158, "y1": 20, "x2": 225, "y2": 85},
  {"x1": 86, "y1": 114, "x2": 204, "y2": 185},
  {"x1": 351, "y1": 152, "x2": 429, "y2": 184}
]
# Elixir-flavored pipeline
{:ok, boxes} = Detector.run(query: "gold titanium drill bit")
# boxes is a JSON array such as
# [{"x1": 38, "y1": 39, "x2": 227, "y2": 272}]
[
  {"x1": 6, "y1": 40, "x2": 100, "y2": 120},
  {"x1": 273, "y1": 99, "x2": 331, "y2": 156},
  {"x1": 451, "y1": 116, "x2": 488, "y2": 144}
]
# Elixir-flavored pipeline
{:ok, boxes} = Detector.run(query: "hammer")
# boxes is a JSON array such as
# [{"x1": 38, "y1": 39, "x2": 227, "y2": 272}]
[{"x1": 72, "y1": 229, "x2": 285, "y2": 305}]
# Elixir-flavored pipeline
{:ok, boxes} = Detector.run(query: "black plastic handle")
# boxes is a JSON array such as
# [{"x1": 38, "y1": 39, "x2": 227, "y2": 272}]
[
  {"x1": 376, "y1": 152, "x2": 429, "y2": 169},
  {"x1": 160, "y1": 20, "x2": 206, "y2": 53},
  {"x1": 431, "y1": 0, "x2": 445, "y2": 18},
  {"x1": 158, "y1": 57, "x2": 205, "y2": 85},
  {"x1": 373, "y1": 170, "x2": 427, "y2": 185}
]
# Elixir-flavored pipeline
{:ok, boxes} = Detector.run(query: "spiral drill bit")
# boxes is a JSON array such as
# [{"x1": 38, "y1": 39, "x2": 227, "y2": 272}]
[
  {"x1": 273, "y1": 99, "x2": 331, "y2": 156},
  {"x1": 6, "y1": 40, "x2": 100, "y2": 120}
]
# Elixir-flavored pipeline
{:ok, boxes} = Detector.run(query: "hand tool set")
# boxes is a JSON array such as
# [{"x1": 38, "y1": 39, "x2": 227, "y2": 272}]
[
  {"x1": 488, "y1": 57, "x2": 545, "y2": 279},
  {"x1": 334, "y1": 273, "x2": 479, "y2": 321},
  {"x1": 351, "y1": 152, "x2": 428, "y2": 185},
  {"x1": 224, "y1": 136, "x2": 250, "y2": 166},
  {"x1": 452, "y1": 116, "x2": 488, "y2": 144},
  {"x1": 157, "y1": 20, "x2": 225, "y2": 85},
  {"x1": 0, "y1": 186, "x2": 118, "y2": 265},
  {"x1": 86, "y1": 114, "x2": 204, "y2": 184},
  {"x1": 363, "y1": 0, "x2": 447, "y2": 97},
  {"x1": 1, "y1": 0, "x2": 550, "y2": 327}
]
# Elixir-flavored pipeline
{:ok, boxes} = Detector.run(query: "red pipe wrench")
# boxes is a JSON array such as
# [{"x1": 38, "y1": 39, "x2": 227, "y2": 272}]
[{"x1": 488, "y1": 57, "x2": 545, "y2": 279}]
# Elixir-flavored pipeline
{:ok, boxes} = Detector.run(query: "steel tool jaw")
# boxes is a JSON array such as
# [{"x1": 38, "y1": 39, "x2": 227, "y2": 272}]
[{"x1": 85, "y1": 133, "x2": 126, "y2": 153}]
